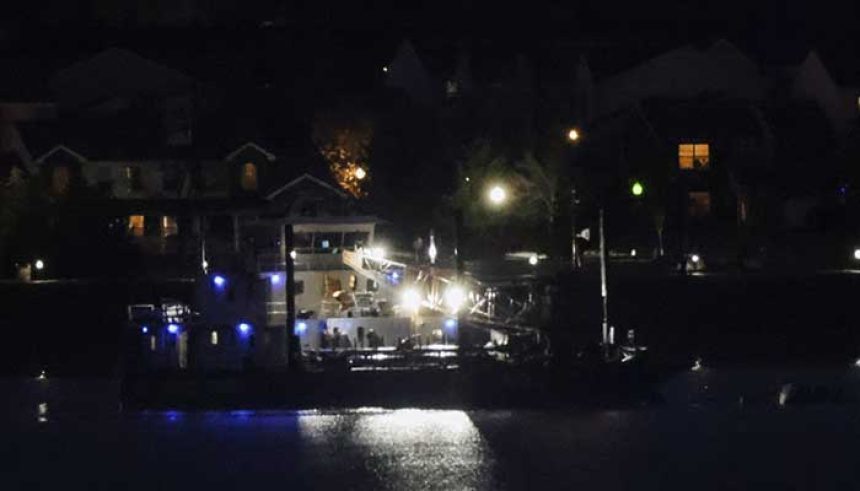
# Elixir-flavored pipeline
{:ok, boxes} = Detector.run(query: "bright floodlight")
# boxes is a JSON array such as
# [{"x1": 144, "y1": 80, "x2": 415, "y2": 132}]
[
  {"x1": 428, "y1": 242, "x2": 437, "y2": 264},
  {"x1": 630, "y1": 249, "x2": 637, "y2": 257},
  {"x1": 487, "y1": 185, "x2": 507, "y2": 206},
  {"x1": 690, "y1": 254, "x2": 701, "y2": 264},
  {"x1": 354, "y1": 167, "x2": 367, "y2": 180},
  {"x1": 369, "y1": 247, "x2": 386, "y2": 260},
  {"x1": 444, "y1": 285, "x2": 467, "y2": 313},
  {"x1": 34, "y1": 259, "x2": 44, "y2": 270},
  {"x1": 401, "y1": 288, "x2": 422, "y2": 312},
  {"x1": 854, "y1": 248, "x2": 860, "y2": 261},
  {"x1": 567, "y1": 128, "x2": 580, "y2": 142},
  {"x1": 528, "y1": 254, "x2": 539, "y2": 266}
]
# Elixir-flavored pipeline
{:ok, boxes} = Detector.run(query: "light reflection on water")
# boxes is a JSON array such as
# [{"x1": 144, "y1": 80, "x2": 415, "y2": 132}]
[
  {"x1": 297, "y1": 408, "x2": 494, "y2": 490},
  {"x1": 136, "y1": 408, "x2": 495, "y2": 489},
  {"x1": 12, "y1": 404, "x2": 860, "y2": 490}
]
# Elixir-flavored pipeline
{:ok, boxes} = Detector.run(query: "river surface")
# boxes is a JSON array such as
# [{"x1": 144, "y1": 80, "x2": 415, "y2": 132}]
[{"x1": 5, "y1": 404, "x2": 860, "y2": 489}]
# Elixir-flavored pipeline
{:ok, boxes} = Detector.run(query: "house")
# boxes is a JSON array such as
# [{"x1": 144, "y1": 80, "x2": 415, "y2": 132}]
[{"x1": 583, "y1": 39, "x2": 860, "y2": 265}]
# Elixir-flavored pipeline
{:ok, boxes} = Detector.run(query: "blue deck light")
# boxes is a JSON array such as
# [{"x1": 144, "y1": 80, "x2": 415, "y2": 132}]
[
  {"x1": 270, "y1": 274, "x2": 281, "y2": 285},
  {"x1": 294, "y1": 321, "x2": 307, "y2": 335},
  {"x1": 141, "y1": 326, "x2": 149, "y2": 334},
  {"x1": 212, "y1": 274, "x2": 226, "y2": 288},
  {"x1": 167, "y1": 324, "x2": 180, "y2": 334},
  {"x1": 237, "y1": 322, "x2": 252, "y2": 335},
  {"x1": 445, "y1": 318, "x2": 457, "y2": 329}
]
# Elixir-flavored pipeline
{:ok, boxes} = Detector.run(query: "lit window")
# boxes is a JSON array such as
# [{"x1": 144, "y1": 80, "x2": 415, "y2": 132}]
[
  {"x1": 679, "y1": 143, "x2": 710, "y2": 169},
  {"x1": 688, "y1": 192, "x2": 711, "y2": 217},
  {"x1": 210, "y1": 330, "x2": 219, "y2": 345},
  {"x1": 161, "y1": 216, "x2": 178, "y2": 237},
  {"x1": 241, "y1": 162, "x2": 258, "y2": 191},
  {"x1": 51, "y1": 166, "x2": 70, "y2": 194},
  {"x1": 128, "y1": 215, "x2": 145, "y2": 237}
]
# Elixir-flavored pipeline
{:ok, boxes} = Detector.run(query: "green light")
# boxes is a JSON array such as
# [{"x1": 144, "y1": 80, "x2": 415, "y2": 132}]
[{"x1": 631, "y1": 181, "x2": 644, "y2": 197}]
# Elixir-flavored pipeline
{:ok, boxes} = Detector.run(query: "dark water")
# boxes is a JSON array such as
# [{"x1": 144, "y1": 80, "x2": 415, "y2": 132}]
[{"x1": 5, "y1": 402, "x2": 860, "y2": 489}]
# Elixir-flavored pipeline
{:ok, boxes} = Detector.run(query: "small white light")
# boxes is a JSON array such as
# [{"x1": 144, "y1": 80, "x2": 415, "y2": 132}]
[
  {"x1": 354, "y1": 167, "x2": 367, "y2": 180},
  {"x1": 630, "y1": 249, "x2": 637, "y2": 257},
  {"x1": 691, "y1": 357, "x2": 703, "y2": 371},
  {"x1": 383, "y1": 66, "x2": 389, "y2": 72},
  {"x1": 290, "y1": 250, "x2": 297, "y2": 260},
  {"x1": 201, "y1": 259, "x2": 209, "y2": 270},
  {"x1": 528, "y1": 255, "x2": 538, "y2": 266},
  {"x1": 853, "y1": 248, "x2": 860, "y2": 261},
  {"x1": 37, "y1": 369, "x2": 46, "y2": 381},
  {"x1": 38, "y1": 402, "x2": 48, "y2": 422},
  {"x1": 691, "y1": 254, "x2": 701, "y2": 264},
  {"x1": 34, "y1": 259, "x2": 44, "y2": 270}
]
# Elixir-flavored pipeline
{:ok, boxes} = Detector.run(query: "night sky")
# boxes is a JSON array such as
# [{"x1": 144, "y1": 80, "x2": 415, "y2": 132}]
[{"x1": 3, "y1": 1, "x2": 860, "y2": 91}]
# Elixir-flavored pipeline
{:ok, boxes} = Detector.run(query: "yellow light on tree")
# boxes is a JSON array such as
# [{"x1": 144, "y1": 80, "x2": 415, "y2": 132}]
[
  {"x1": 312, "y1": 113, "x2": 373, "y2": 198},
  {"x1": 631, "y1": 181, "x2": 644, "y2": 197}
]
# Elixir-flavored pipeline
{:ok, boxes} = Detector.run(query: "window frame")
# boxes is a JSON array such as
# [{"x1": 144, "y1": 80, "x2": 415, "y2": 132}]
[{"x1": 678, "y1": 142, "x2": 710, "y2": 170}]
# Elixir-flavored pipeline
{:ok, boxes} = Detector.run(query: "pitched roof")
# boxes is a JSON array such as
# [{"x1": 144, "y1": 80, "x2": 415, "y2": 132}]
[
  {"x1": 225, "y1": 142, "x2": 276, "y2": 162},
  {"x1": 50, "y1": 48, "x2": 194, "y2": 109},
  {"x1": 266, "y1": 173, "x2": 347, "y2": 201},
  {"x1": 596, "y1": 39, "x2": 764, "y2": 117}
]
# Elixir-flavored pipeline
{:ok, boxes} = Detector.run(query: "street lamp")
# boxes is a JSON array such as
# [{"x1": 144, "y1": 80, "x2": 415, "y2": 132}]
[
  {"x1": 567, "y1": 128, "x2": 580, "y2": 143},
  {"x1": 487, "y1": 184, "x2": 508, "y2": 206}
]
